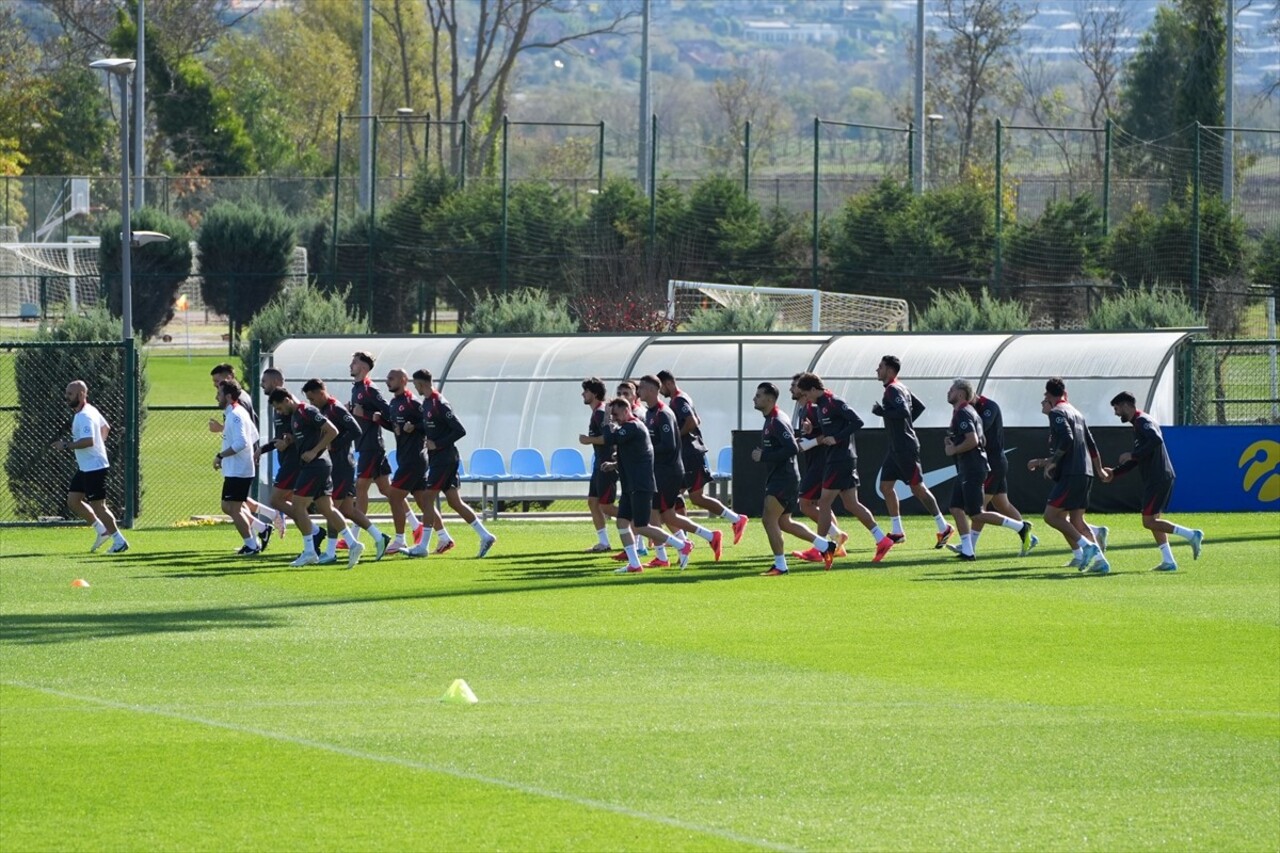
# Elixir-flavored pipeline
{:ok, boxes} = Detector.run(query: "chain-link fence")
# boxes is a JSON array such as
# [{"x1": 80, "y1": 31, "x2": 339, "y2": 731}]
[{"x1": 1183, "y1": 338, "x2": 1280, "y2": 425}]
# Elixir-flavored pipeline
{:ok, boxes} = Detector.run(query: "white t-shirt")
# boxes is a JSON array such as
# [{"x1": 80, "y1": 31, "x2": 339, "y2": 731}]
[{"x1": 72, "y1": 402, "x2": 110, "y2": 472}]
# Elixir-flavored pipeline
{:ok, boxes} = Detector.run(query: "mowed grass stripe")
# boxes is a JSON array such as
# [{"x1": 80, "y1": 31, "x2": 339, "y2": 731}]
[{"x1": 1, "y1": 682, "x2": 785, "y2": 852}]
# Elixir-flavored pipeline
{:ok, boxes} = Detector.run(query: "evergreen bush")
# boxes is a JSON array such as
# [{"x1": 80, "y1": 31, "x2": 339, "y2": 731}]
[
  {"x1": 98, "y1": 207, "x2": 194, "y2": 342},
  {"x1": 197, "y1": 201, "x2": 297, "y2": 341},
  {"x1": 915, "y1": 287, "x2": 1030, "y2": 331},
  {"x1": 460, "y1": 288, "x2": 577, "y2": 334},
  {"x1": 681, "y1": 298, "x2": 778, "y2": 333},
  {"x1": 243, "y1": 283, "x2": 368, "y2": 375}
]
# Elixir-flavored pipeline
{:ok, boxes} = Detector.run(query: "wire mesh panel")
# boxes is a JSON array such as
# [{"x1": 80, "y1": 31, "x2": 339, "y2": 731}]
[
  {"x1": 1186, "y1": 339, "x2": 1280, "y2": 425},
  {"x1": 815, "y1": 119, "x2": 912, "y2": 217},
  {"x1": 0, "y1": 342, "x2": 133, "y2": 526}
]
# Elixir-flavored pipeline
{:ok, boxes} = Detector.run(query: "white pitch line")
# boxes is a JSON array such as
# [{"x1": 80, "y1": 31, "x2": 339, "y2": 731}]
[{"x1": 5, "y1": 681, "x2": 802, "y2": 853}]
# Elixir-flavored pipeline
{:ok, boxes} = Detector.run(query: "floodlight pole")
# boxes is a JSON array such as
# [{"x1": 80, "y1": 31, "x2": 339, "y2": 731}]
[{"x1": 92, "y1": 58, "x2": 137, "y2": 342}]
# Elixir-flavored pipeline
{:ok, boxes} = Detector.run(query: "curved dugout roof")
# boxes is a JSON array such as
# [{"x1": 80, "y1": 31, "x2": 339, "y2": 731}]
[{"x1": 271, "y1": 331, "x2": 1191, "y2": 464}]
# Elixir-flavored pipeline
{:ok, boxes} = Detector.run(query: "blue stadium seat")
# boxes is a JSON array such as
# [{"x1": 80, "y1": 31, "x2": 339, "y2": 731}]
[
  {"x1": 548, "y1": 447, "x2": 588, "y2": 479},
  {"x1": 467, "y1": 448, "x2": 509, "y2": 480},
  {"x1": 715, "y1": 445, "x2": 733, "y2": 479},
  {"x1": 509, "y1": 447, "x2": 550, "y2": 479}
]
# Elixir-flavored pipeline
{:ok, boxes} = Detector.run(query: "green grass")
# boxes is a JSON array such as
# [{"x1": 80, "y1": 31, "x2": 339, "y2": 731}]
[{"x1": 2, "y1": 512, "x2": 1277, "y2": 851}]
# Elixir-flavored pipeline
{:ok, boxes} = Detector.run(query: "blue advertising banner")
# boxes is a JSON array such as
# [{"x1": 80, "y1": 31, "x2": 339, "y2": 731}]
[{"x1": 1165, "y1": 426, "x2": 1280, "y2": 512}]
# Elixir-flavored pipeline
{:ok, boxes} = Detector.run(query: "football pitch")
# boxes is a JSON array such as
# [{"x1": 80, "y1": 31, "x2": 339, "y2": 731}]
[{"x1": 1, "y1": 514, "x2": 1277, "y2": 851}]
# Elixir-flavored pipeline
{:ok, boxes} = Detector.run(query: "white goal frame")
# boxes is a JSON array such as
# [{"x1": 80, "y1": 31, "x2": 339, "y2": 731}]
[{"x1": 666, "y1": 279, "x2": 910, "y2": 332}]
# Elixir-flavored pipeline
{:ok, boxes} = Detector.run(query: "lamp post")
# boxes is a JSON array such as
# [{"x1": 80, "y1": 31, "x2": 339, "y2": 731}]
[
  {"x1": 926, "y1": 113, "x2": 944, "y2": 189},
  {"x1": 91, "y1": 58, "x2": 138, "y2": 340},
  {"x1": 396, "y1": 107, "x2": 414, "y2": 191}
]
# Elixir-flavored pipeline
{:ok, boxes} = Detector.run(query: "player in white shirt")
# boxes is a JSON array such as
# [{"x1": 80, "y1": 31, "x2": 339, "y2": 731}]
[
  {"x1": 51, "y1": 380, "x2": 128, "y2": 554},
  {"x1": 213, "y1": 379, "x2": 264, "y2": 555}
]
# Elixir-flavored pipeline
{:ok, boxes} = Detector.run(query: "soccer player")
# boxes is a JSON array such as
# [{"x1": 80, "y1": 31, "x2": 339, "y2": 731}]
[
  {"x1": 1101, "y1": 391, "x2": 1204, "y2": 571},
  {"x1": 872, "y1": 355, "x2": 953, "y2": 548},
  {"x1": 750, "y1": 382, "x2": 836, "y2": 576},
  {"x1": 657, "y1": 370, "x2": 748, "y2": 544},
  {"x1": 213, "y1": 379, "x2": 263, "y2": 555},
  {"x1": 208, "y1": 363, "x2": 281, "y2": 543},
  {"x1": 795, "y1": 372, "x2": 892, "y2": 566},
  {"x1": 406, "y1": 369, "x2": 496, "y2": 558},
  {"x1": 268, "y1": 388, "x2": 364, "y2": 568},
  {"x1": 350, "y1": 351, "x2": 423, "y2": 552},
  {"x1": 600, "y1": 397, "x2": 694, "y2": 573},
  {"x1": 303, "y1": 379, "x2": 389, "y2": 562},
  {"x1": 789, "y1": 373, "x2": 848, "y2": 563},
  {"x1": 1026, "y1": 378, "x2": 1109, "y2": 574},
  {"x1": 942, "y1": 379, "x2": 1035, "y2": 560},
  {"x1": 380, "y1": 368, "x2": 431, "y2": 555},
  {"x1": 638, "y1": 375, "x2": 720, "y2": 565},
  {"x1": 965, "y1": 389, "x2": 1038, "y2": 556},
  {"x1": 602, "y1": 379, "x2": 649, "y2": 561},
  {"x1": 578, "y1": 377, "x2": 618, "y2": 552},
  {"x1": 52, "y1": 379, "x2": 128, "y2": 554},
  {"x1": 256, "y1": 368, "x2": 305, "y2": 546}
]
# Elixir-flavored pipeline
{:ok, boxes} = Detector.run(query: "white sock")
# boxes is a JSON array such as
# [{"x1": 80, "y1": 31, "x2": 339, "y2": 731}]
[
  {"x1": 891, "y1": 516, "x2": 904, "y2": 535},
  {"x1": 304, "y1": 534, "x2": 317, "y2": 555},
  {"x1": 960, "y1": 533, "x2": 975, "y2": 556},
  {"x1": 470, "y1": 519, "x2": 491, "y2": 539},
  {"x1": 624, "y1": 543, "x2": 639, "y2": 567},
  {"x1": 367, "y1": 523, "x2": 383, "y2": 540},
  {"x1": 596, "y1": 528, "x2": 610, "y2": 547},
  {"x1": 934, "y1": 514, "x2": 949, "y2": 534},
  {"x1": 720, "y1": 508, "x2": 741, "y2": 523},
  {"x1": 655, "y1": 545, "x2": 668, "y2": 561},
  {"x1": 1073, "y1": 547, "x2": 1084, "y2": 559},
  {"x1": 1077, "y1": 536, "x2": 1091, "y2": 550},
  {"x1": 93, "y1": 520, "x2": 107, "y2": 534},
  {"x1": 1160, "y1": 542, "x2": 1175, "y2": 563},
  {"x1": 407, "y1": 508, "x2": 420, "y2": 528},
  {"x1": 393, "y1": 533, "x2": 407, "y2": 546},
  {"x1": 325, "y1": 537, "x2": 337, "y2": 557},
  {"x1": 250, "y1": 518, "x2": 267, "y2": 534},
  {"x1": 694, "y1": 526, "x2": 714, "y2": 542},
  {"x1": 341, "y1": 527, "x2": 358, "y2": 547},
  {"x1": 112, "y1": 531, "x2": 126, "y2": 545},
  {"x1": 812, "y1": 535, "x2": 830, "y2": 551},
  {"x1": 870, "y1": 525, "x2": 886, "y2": 543},
  {"x1": 243, "y1": 536, "x2": 257, "y2": 549},
  {"x1": 1000, "y1": 518, "x2": 1021, "y2": 531},
  {"x1": 1171, "y1": 524, "x2": 1193, "y2": 539},
  {"x1": 774, "y1": 554, "x2": 787, "y2": 570},
  {"x1": 831, "y1": 524, "x2": 845, "y2": 540},
  {"x1": 971, "y1": 529, "x2": 983, "y2": 547}
]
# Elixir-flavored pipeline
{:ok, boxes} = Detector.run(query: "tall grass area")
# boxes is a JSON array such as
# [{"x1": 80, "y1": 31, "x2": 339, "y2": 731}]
[{"x1": 1, "y1": 513, "x2": 1276, "y2": 851}]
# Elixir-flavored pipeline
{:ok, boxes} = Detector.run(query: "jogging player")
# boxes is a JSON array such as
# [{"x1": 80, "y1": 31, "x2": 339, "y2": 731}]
[
  {"x1": 303, "y1": 379, "x2": 389, "y2": 562},
  {"x1": 1026, "y1": 378, "x2": 1109, "y2": 574},
  {"x1": 350, "y1": 351, "x2": 423, "y2": 552},
  {"x1": 1101, "y1": 391, "x2": 1204, "y2": 571},
  {"x1": 268, "y1": 388, "x2": 364, "y2": 568},
  {"x1": 639, "y1": 375, "x2": 718, "y2": 565},
  {"x1": 657, "y1": 370, "x2": 748, "y2": 544},
  {"x1": 965, "y1": 389, "x2": 1038, "y2": 556},
  {"x1": 578, "y1": 377, "x2": 618, "y2": 552},
  {"x1": 751, "y1": 382, "x2": 836, "y2": 575},
  {"x1": 53, "y1": 380, "x2": 128, "y2": 554},
  {"x1": 214, "y1": 379, "x2": 263, "y2": 555},
  {"x1": 872, "y1": 355, "x2": 952, "y2": 547}
]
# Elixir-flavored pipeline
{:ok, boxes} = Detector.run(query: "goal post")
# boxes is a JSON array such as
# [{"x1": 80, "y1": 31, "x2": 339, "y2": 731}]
[{"x1": 667, "y1": 280, "x2": 910, "y2": 332}]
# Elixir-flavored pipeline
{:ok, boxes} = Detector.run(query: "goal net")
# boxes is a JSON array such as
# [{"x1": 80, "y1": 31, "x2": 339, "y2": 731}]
[
  {"x1": 0, "y1": 240, "x2": 309, "y2": 320},
  {"x1": 667, "y1": 280, "x2": 910, "y2": 332}
]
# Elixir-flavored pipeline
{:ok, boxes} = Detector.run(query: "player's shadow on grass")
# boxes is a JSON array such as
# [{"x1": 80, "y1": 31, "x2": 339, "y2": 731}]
[
  {"x1": 915, "y1": 566, "x2": 1134, "y2": 581},
  {"x1": 0, "y1": 606, "x2": 286, "y2": 645}
]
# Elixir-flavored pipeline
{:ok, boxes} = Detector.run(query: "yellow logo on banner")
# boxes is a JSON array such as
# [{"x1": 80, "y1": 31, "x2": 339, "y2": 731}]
[{"x1": 1238, "y1": 440, "x2": 1280, "y2": 503}]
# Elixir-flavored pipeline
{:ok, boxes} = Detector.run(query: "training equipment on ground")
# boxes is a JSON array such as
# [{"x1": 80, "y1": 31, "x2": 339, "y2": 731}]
[{"x1": 440, "y1": 678, "x2": 479, "y2": 705}]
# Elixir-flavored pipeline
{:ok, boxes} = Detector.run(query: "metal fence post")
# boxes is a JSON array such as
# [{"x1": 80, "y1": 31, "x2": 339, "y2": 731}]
[
  {"x1": 1102, "y1": 118, "x2": 1112, "y2": 236},
  {"x1": 743, "y1": 119, "x2": 751, "y2": 194},
  {"x1": 330, "y1": 113, "x2": 343, "y2": 289},
  {"x1": 500, "y1": 114, "x2": 510, "y2": 293},
  {"x1": 811, "y1": 116, "x2": 820, "y2": 291},
  {"x1": 1192, "y1": 123, "x2": 1201, "y2": 307},
  {"x1": 648, "y1": 114, "x2": 657, "y2": 246},
  {"x1": 597, "y1": 121, "x2": 605, "y2": 193},
  {"x1": 368, "y1": 116, "x2": 379, "y2": 320},
  {"x1": 124, "y1": 337, "x2": 137, "y2": 528},
  {"x1": 994, "y1": 118, "x2": 1004, "y2": 296}
]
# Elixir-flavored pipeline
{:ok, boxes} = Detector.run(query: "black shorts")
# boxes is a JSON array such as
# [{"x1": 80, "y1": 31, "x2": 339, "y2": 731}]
[
  {"x1": 293, "y1": 460, "x2": 333, "y2": 499},
  {"x1": 357, "y1": 448, "x2": 391, "y2": 480},
  {"x1": 983, "y1": 464, "x2": 1008, "y2": 497},
  {"x1": 881, "y1": 451, "x2": 922, "y2": 486},
  {"x1": 69, "y1": 468, "x2": 108, "y2": 502},
  {"x1": 424, "y1": 452, "x2": 460, "y2": 492},
  {"x1": 822, "y1": 458, "x2": 859, "y2": 493},
  {"x1": 799, "y1": 458, "x2": 825, "y2": 501},
  {"x1": 221, "y1": 476, "x2": 253, "y2": 503},
  {"x1": 273, "y1": 462, "x2": 299, "y2": 491},
  {"x1": 765, "y1": 478, "x2": 801, "y2": 516},
  {"x1": 331, "y1": 461, "x2": 355, "y2": 501},
  {"x1": 682, "y1": 462, "x2": 712, "y2": 493},
  {"x1": 1141, "y1": 478, "x2": 1175, "y2": 516},
  {"x1": 588, "y1": 466, "x2": 617, "y2": 503},
  {"x1": 618, "y1": 490, "x2": 653, "y2": 528},
  {"x1": 654, "y1": 468, "x2": 683, "y2": 513},
  {"x1": 391, "y1": 462, "x2": 425, "y2": 493},
  {"x1": 949, "y1": 474, "x2": 985, "y2": 517},
  {"x1": 1047, "y1": 474, "x2": 1092, "y2": 511}
]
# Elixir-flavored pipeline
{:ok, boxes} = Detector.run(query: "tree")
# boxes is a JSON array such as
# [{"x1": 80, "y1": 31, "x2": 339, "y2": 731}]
[
  {"x1": 1073, "y1": 0, "x2": 1132, "y2": 170},
  {"x1": 243, "y1": 283, "x2": 368, "y2": 375},
  {"x1": 98, "y1": 206, "x2": 194, "y2": 342},
  {"x1": 709, "y1": 57, "x2": 785, "y2": 173},
  {"x1": 926, "y1": 0, "x2": 1034, "y2": 175},
  {"x1": 197, "y1": 202, "x2": 297, "y2": 340},
  {"x1": 21, "y1": 64, "x2": 111, "y2": 175},
  {"x1": 0, "y1": 137, "x2": 28, "y2": 230},
  {"x1": 424, "y1": 0, "x2": 638, "y2": 177}
]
